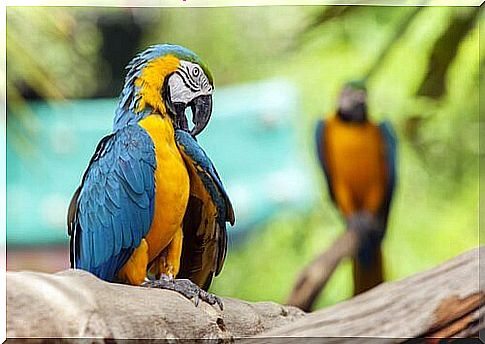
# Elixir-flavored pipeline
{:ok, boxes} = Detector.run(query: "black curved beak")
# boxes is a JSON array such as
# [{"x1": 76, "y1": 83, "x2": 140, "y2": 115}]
[
  {"x1": 189, "y1": 94, "x2": 212, "y2": 137},
  {"x1": 172, "y1": 102, "x2": 189, "y2": 131}
]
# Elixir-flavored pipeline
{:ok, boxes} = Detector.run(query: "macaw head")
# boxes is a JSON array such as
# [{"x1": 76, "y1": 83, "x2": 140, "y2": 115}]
[
  {"x1": 337, "y1": 79, "x2": 368, "y2": 123},
  {"x1": 114, "y1": 44, "x2": 214, "y2": 136}
]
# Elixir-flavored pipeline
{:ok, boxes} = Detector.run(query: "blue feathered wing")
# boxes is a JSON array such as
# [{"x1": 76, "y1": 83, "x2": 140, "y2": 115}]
[
  {"x1": 67, "y1": 124, "x2": 156, "y2": 282},
  {"x1": 377, "y1": 120, "x2": 397, "y2": 228},
  {"x1": 315, "y1": 119, "x2": 336, "y2": 204}
]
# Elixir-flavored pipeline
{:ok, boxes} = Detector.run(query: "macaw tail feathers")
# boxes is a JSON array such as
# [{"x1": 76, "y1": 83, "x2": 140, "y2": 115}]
[
  {"x1": 352, "y1": 246, "x2": 384, "y2": 295},
  {"x1": 347, "y1": 211, "x2": 385, "y2": 295}
]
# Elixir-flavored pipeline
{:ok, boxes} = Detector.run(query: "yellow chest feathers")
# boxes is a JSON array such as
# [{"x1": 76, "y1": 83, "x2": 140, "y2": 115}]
[
  {"x1": 324, "y1": 117, "x2": 386, "y2": 190},
  {"x1": 138, "y1": 114, "x2": 190, "y2": 260}
]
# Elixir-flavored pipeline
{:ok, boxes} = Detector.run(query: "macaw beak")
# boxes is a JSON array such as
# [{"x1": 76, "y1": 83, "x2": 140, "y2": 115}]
[
  {"x1": 189, "y1": 94, "x2": 212, "y2": 137},
  {"x1": 172, "y1": 102, "x2": 189, "y2": 131}
]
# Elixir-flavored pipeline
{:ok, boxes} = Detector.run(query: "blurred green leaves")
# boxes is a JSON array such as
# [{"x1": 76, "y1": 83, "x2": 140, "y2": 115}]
[
  {"x1": 417, "y1": 7, "x2": 479, "y2": 98},
  {"x1": 7, "y1": 7, "x2": 102, "y2": 100},
  {"x1": 7, "y1": 7, "x2": 103, "y2": 149},
  {"x1": 304, "y1": 6, "x2": 480, "y2": 100}
]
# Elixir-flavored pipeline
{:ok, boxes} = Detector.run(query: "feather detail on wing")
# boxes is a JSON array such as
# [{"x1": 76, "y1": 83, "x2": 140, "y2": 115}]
[{"x1": 67, "y1": 125, "x2": 156, "y2": 281}]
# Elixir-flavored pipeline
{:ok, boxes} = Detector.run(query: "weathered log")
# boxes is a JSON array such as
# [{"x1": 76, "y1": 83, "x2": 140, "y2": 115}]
[
  {"x1": 6, "y1": 247, "x2": 483, "y2": 341},
  {"x1": 258, "y1": 246, "x2": 483, "y2": 342},
  {"x1": 6, "y1": 269, "x2": 305, "y2": 339}
]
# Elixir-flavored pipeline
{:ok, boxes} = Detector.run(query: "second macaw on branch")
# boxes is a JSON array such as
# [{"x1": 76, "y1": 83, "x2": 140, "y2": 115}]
[
  {"x1": 315, "y1": 81, "x2": 397, "y2": 295},
  {"x1": 67, "y1": 44, "x2": 235, "y2": 308}
]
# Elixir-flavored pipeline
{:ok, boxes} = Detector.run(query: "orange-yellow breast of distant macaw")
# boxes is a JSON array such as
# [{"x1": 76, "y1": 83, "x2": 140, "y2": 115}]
[{"x1": 324, "y1": 114, "x2": 387, "y2": 217}]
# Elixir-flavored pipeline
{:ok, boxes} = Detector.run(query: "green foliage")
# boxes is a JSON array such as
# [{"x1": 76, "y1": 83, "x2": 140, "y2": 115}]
[
  {"x1": 6, "y1": 7, "x2": 103, "y2": 146},
  {"x1": 7, "y1": 7, "x2": 102, "y2": 100}
]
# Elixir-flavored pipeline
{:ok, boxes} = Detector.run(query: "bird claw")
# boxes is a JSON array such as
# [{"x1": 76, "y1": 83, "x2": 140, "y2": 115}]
[
  {"x1": 141, "y1": 277, "x2": 223, "y2": 310},
  {"x1": 193, "y1": 292, "x2": 200, "y2": 307}
]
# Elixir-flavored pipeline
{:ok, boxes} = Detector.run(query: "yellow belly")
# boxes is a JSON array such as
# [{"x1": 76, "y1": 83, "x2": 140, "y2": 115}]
[
  {"x1": 138, "y1": 114, "x2": 190, "y2": 262},
  {"x1": 324, "y1": 116, "x2": 387, "y2": 215}
]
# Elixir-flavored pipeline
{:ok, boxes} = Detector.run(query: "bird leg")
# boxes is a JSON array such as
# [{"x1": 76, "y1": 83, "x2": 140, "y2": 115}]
[
  {"x1": 142, "y1": 230, "x2": 222, "y2": 309},
  {"x1": 141, "y1": 274, "x2": 224, "y2": 310},
  {"x1": 118, "y1": 239, "x2": 150, "y2": 285}
]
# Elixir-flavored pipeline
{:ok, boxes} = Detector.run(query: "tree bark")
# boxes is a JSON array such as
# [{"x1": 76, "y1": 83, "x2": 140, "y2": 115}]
[
  {"x1": 6, "y1": 269, "x2": 305, "y2": 339},
  {"x1": 6, "y1": 247, "x2": 483, "y2": 341}
]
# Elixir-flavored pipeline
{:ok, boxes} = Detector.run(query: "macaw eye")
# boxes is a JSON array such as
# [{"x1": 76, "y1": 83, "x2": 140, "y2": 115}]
[{"x1": 192, "y1": 67, "x2": 200, "y2": 78}]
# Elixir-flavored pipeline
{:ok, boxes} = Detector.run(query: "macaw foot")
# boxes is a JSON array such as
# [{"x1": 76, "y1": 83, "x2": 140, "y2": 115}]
[{"x1": 141, "y1": 275, "x2": 223, "y2": 310}]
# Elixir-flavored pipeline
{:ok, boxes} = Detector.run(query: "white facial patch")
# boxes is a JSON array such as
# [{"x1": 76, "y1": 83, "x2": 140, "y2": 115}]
[{"x1": 168, "y1": 60, "x2": 213, "y2": 104}]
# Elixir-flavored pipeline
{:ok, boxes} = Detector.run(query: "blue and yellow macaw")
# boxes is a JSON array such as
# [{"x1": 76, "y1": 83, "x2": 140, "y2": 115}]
[
  {"x1": 315, "y1": 80, "x2": 397, "y2": 295},
  {"x1": 67, "y1": 44, "x2": 235, "y2": 307}
]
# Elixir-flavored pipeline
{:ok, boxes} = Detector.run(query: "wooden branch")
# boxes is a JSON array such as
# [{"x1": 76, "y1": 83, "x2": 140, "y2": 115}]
[
  {"x1": 416, "y1": 8, "x2": 479, "y2": 99},
  {"x1": 286, "y1": 212, "x2": 381, "y2": 312},
  {"x1": 7, "y1": 247, "x2": 482, "y2": 340},
  {"x1": 286, "y1": 229, "x2": 359, "y2": 311},
  {"x1": 258, "y1": 246, "x2": 483, "y2": 341},
  {"x1": 6, "y1": 269, "x2": 305, "y2": 339}
]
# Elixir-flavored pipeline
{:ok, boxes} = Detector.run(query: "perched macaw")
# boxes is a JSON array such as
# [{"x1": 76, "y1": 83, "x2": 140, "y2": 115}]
[
  {"x1": 315, "y1": 80, "x2": 397, "y2": 295},
  {"x1": 67, "y1": 44, "x2": 235, "y2": 307}
]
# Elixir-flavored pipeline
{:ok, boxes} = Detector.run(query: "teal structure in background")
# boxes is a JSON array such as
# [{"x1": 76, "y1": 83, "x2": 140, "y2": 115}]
[{"x1": 7, "y1": 79, "x2": 318, "y2": 246}]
